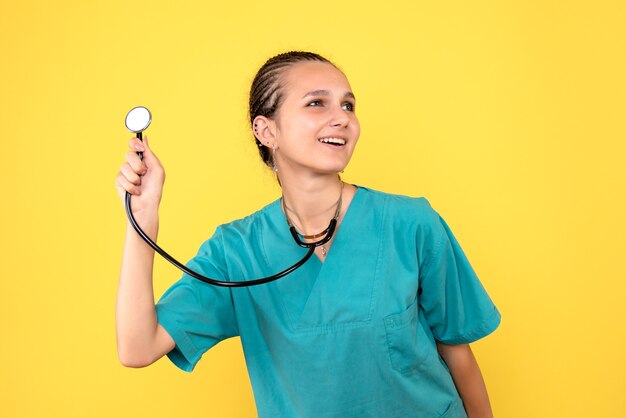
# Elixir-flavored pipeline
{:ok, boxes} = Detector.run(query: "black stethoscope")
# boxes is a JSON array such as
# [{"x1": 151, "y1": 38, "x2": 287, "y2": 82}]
[{"x1": 124, "y1": 106, "x2": 336, "y2": 287}]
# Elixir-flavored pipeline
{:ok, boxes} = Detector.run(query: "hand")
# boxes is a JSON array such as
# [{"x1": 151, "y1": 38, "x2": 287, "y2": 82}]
[{"x1": 115, "y1": 135, "x2": 165, "y2": 218}]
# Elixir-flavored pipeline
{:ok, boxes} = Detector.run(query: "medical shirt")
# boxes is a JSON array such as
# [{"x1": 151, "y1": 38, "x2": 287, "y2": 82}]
[{"x1": 155, "y1": 186, "x2": 501, "y2": 418}]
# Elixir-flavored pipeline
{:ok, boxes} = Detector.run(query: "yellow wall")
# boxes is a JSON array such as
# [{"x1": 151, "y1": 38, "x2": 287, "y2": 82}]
[{"x1": 1, "y1": 0, "x2": 624, "y2": 417}]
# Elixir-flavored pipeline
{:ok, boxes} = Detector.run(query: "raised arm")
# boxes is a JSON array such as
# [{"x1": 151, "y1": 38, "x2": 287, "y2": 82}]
[{"x1": 115, "y1": 136, "x2": 175, "y2": 367}]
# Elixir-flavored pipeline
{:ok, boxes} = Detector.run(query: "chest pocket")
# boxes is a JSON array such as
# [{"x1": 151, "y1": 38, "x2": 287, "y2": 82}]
[{"x1": 384, "y1": 300, "x2": 436, "y2": 375}]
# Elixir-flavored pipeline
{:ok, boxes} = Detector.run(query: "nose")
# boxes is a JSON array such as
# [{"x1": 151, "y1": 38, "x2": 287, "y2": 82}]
[{"x1": 328, "y1": 105, "x2": 350, "y2": 128}]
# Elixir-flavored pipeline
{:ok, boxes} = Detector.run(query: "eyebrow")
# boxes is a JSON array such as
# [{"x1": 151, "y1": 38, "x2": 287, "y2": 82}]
[{"x1": 301, "y1": 89, "x2": 356, "y2": 100}]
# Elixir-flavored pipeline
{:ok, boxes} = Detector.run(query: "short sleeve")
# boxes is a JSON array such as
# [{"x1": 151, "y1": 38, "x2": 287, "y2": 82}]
[
  {"x1": 155, "y1": 226, "x2": 239, "y2": 372},
  {"x1": 418, "y1": 211, "x2": 501, "y2": 344}
]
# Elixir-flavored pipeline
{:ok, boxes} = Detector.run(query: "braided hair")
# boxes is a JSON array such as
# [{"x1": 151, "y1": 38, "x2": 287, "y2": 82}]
[{"x1": 248, "y1": 51, "x2": 339, "y2": 168}]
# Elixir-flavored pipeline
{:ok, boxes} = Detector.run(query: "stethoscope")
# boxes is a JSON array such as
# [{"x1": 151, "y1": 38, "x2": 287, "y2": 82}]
[{"x1": 124, "y1": 106, "x2": 336, "y2": 287}]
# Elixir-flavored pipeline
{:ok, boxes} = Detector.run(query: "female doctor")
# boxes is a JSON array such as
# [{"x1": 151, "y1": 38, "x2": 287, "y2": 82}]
[{"x1": 115, "y1": 51, "x2": 501, "y2": 418}]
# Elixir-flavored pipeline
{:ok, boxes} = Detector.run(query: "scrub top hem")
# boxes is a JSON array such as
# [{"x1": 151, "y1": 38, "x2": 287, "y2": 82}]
[
  {"x1": 435, "y1": 306, "x2": 502, "y2": 345},
  {"x1": 156, "y1": 306, "x2": 202, "y2": 372}
]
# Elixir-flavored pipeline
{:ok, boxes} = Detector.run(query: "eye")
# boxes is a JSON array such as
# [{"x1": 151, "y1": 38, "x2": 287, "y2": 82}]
[
  {"x1": 342, "y1": 102, "x2": 355, "y2": 112},
  {"x1": 307, "y1": 100, "x2": 322, "y2": 107}
]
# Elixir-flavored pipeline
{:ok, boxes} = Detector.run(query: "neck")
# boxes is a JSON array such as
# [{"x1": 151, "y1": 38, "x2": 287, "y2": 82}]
[{"x1": 278, "y1": 173, "x2": 345, "y2": 235}]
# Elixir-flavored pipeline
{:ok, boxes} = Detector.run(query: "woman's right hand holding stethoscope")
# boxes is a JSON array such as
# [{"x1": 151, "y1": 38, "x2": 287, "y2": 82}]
[
  {"x1": 115, "y1": 106, "x2": 329, "y2": 287},
  {"x1": 115, "y1": 135, "x2": 166, "y2": 222}
]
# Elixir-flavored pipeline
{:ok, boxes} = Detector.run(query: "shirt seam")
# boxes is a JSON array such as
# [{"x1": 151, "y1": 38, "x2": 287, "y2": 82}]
[
  {"x1": 217, "y1": 226, "x2": 240, "y2": 336},
  {"x1": 418, "y1": 224, "x2": 446, "y2": 281}
]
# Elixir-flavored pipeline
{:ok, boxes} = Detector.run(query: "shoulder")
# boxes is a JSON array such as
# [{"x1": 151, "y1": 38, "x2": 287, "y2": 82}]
[
  {"x1": 209, "y1": 198, "x2": 280, "y2": 241},
  {"x1": 357, "y1": 185, "x2": 441, "y2": 226}
]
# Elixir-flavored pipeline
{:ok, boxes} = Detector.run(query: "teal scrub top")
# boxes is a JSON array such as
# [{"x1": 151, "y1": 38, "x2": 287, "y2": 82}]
[{"x1": 155, "y1": 186, "x2": 501, "y2": 418}]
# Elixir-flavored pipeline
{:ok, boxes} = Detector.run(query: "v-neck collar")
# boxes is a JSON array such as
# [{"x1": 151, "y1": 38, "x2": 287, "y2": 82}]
[
  {"x1": 308, "y1": 184, "x2": 363, "y2": 266},
  {"x1": 260, "y1": 185, "x2": 365, "y2": 277},
  {"x1": 256, "y1": 185, "x2": 382, "y2": 331}
]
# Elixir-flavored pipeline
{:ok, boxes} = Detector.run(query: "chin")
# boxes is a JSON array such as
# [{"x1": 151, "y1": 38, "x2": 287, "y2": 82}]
[
  {"x1": 318, "y1": 166, "x2": 348, "y2": 175},
  {"x1": 298, "y1": 156, "x2": 352, "y2": 175}
]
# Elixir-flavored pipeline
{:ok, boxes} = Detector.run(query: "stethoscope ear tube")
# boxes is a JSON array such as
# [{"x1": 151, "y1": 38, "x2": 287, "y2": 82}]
[
  {"x1": 125, "y1": 133, "x2": 319, "y2": 287},
  {"x1": 289, "y1": 219, "x2": 336, "y2": 248}
]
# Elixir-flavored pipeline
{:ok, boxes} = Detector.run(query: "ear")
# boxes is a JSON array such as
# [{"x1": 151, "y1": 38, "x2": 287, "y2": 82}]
[{"x1": 253, "y1": 116, "x2": 277, "y2": 148}]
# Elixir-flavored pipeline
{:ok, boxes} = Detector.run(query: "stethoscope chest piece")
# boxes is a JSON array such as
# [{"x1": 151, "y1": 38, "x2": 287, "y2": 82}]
[{"x1": 125, "y1": 106, "x2": 152, "y2": 134}]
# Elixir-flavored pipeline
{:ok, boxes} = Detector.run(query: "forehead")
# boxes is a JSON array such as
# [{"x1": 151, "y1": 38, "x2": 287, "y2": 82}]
[{"x1": 281, "y1": 61, "x2": 351, "y2": 97}]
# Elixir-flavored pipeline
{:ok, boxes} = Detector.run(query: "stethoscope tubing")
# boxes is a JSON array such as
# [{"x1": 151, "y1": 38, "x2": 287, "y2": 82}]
[{"x1": 124, "y1": 132, "x2": 330, "y2": 287}]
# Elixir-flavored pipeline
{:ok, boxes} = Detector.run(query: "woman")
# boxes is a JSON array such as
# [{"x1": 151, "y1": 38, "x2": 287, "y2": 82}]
[{"x1": 115, "y1": 51, "x2": 501, "y2": 418}]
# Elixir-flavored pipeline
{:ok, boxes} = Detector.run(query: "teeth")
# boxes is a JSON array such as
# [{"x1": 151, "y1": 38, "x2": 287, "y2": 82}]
[{"x1": 318, "y1": 137, "x2": 346, "y2": 145}]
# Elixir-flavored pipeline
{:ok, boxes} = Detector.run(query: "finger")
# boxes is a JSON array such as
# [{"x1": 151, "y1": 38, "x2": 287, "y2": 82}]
[
  {"x1": 116, "y1": 172, "x2": 141, "y2": 195},
  {"x1": 125, "y1": 151, "x2": 147, "y2": 174},
  {"x1": 120, "y1": 162, "x2": 142, "y2": 185},
  {"x1": 129, "y1": 136, "x2": 159, "y2": 166},
  {"x1": 129, "y1": 137, "x2": 146, "y2": 153}
]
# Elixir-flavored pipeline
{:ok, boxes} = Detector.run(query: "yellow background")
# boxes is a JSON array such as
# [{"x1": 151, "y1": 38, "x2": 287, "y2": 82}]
[{"x1": 1, "y1": 0, "x2": 624, "y2": 417}]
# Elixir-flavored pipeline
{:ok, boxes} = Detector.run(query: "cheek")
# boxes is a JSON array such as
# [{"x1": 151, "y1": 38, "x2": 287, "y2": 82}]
[
  {"x1": 352, "y1": 120, "x2": 361, "y2": 137},
  {"x1": 284, "y1": 114, "x2": 319, "y2": 136}
]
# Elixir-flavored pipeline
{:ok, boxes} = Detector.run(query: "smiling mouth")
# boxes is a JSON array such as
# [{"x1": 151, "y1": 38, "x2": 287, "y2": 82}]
[{"x1": 318, "y1": 137, "x2": 347, "y2": 146}]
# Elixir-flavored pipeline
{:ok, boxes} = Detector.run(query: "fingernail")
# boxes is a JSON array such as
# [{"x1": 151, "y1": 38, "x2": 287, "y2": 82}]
[{"x1": 134, "y1": 144, "x2": 145, "y2": 151}]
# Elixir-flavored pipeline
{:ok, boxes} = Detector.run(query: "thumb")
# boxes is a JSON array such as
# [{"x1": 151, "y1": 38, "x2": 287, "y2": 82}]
[
  {"x1": 138, "y1": 135, "x2": 161, "y2": 168},
  {"x1": 140, "y1": 134, "x2": 154, "y2": 156}
]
